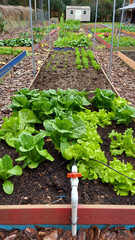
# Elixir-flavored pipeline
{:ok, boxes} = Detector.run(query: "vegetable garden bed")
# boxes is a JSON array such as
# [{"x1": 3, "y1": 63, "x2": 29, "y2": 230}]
[
  {"x1": 0, "y1": 28, "x2": 58, "y2": 52},
  {"x1": 0, "y1": 49, "x2": 135, "y2": 205},
  {"x1": 95, "y1": 33, "x2": 135, "y2": 51}
]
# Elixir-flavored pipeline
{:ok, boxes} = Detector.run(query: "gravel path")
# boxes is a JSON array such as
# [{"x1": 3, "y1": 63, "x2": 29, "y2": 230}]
[
  {"x1": 0, "y1": 26, "x2": 135, "y2": 127},
  {"x1": 94, "y1": 48, "x2": 135, "y2": 106}
]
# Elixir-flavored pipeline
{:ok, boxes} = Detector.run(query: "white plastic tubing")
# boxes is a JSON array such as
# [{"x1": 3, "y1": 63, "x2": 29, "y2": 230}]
[{"x1": 70, "y1": 165, "x2": 79, "y2": 236}]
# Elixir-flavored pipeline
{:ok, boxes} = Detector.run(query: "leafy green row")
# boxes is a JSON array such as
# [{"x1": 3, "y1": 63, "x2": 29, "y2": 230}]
[
  {"x1": 54, "y1": 33, "x2": 92, "y2": 48},
  {"x1": 0, "y1": 37, "x2": 37, "y2": 47},
  {"x1": 7, "y1": 88, "x2": 90, "y2": 120},
  {"x1": 75, "y1": 48, "x2": 100, "y2": 70},
  {"x1": 91, "y1": 28, "x2": 112, "y2": 33},
  {"x1": 0, "y1": 47, "x2": 22, "y2": 56},
  {"x1": 116, "y1": 24, "x2": 135, "y2": 33},
  {"x1": 98, "y1": 33, "x2": 135, "y2": 47}
]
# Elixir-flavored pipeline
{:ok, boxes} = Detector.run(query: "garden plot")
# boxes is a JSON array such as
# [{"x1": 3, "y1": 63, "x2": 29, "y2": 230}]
[
  {"x1": 31, "y1": 50, "x2": 110, "y2": 91},
  {"x1": 0, "y1": 47, "x2": 135, "y2": 206}
]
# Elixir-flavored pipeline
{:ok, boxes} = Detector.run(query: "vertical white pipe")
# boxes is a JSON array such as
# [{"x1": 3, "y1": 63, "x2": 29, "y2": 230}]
[
  {"x1": 71, "y1": 186, "x2": 78, "y2": 236},
  {"x1": 117, "y1": 0, "x2": 126, "y2": 49},
  {"x1": 93, "y1": 0, "x2": 98, "y2": 50},
  {"x1": 48, "y1": 0, "x2": 51, "y2": 49},
  {"x1": 109, "y1": 0, "x2": 116, "y2": 80},
  {"x1": 29, "y1": 0, "x2": 35, "y2": 76},
  {"x1": 71, "y1": 165, "x2": 78, "y2": 237},
  {"x1": 34, "y1": 0, "x2": 37, "y2": 23}
]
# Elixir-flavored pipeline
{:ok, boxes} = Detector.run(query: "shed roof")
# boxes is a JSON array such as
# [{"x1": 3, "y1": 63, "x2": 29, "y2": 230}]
[
  {"x1": 119, "y1": 3, "x2": 135, "y2": 10},
  {"x1": 66, "y1": 6, "x2": 90, "y2": 9}
]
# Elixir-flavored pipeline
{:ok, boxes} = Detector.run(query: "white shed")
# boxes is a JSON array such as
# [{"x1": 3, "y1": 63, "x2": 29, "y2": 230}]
[{"x1": 66, "y1": 6, "x2": 90, "y2": 22}]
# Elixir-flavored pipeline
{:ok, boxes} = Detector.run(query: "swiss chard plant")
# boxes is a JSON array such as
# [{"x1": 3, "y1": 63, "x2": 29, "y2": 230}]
[{"x1": 0, "y1": 154, "x2": 22, "y2": 194}]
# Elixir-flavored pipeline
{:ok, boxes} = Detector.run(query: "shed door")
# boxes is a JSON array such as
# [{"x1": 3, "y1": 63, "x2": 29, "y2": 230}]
[{"x1": 75, "y1": 10, "x2": 81, "y2": 20}]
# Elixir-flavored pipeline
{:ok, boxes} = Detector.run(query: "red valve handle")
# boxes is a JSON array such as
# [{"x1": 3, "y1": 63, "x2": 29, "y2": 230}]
[{"x1": 67, "y1": 172, "x2": 82, "y2": 178}]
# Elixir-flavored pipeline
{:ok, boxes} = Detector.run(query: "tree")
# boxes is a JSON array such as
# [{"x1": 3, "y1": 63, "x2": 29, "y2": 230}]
[
  {"x1": 1, "y1": 0, "x2": 8, "y2": 4},
  {"x1": 37, "y1": 0, "x2": 43, "y2": 11},
  {"x1": 50, "y1": 0, "x2": 65, "y2": 12}
]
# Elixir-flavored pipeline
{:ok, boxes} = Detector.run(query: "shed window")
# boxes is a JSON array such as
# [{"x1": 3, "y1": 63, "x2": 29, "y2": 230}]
[
  {"x1": 83, "y1": 10, "x2": 86, "y2": 14},
  {"x1": 70, "y1": 10, "x2": 73, "y2": 14}
]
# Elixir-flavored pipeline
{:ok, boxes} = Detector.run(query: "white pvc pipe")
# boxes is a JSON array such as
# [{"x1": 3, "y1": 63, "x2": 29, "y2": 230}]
[
  {"x1": 109, "y1": 0, "x2": 116, "y2": 80},
  {"x1": 71, "y1": 165, "x2": 79, "y2": 236},
  {"x1": 93, "y1": 0, "x2": 99, "y2": 50},
  {"x1": 29, "y1": 0, "x2": 35, "y2": 76}
]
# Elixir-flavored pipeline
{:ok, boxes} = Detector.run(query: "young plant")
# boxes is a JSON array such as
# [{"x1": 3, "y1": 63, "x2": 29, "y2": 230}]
[
  {"x1": 109, "y1": 128, "x2": 135, "y2": 157},
  {"x1": 0, "y1": 154, "x2": 22, "y2": 194},
  {"x1": 82, "y1": 56, "x2": 89, "y2": 69},
  {"x1": 87, "y1": 49, "x2": 95, "y2": 60},
  {"x1": 91, "y1": 60, "x2": 100, "y2": 70}
]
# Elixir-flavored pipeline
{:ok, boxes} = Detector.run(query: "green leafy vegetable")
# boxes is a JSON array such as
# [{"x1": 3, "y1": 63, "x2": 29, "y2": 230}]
[
  {"x1": 15, "y1": 131, "x2": 54, "y2": 169},
  {"x1": 43, "y1": 115, "x2": 86, "y2": 155},
  {"x1": 109, "y1": 128, "x2": 135, "y2": 157},
  {"x1": 0, "y1": 154, "x2": 22, "y2": 194}
]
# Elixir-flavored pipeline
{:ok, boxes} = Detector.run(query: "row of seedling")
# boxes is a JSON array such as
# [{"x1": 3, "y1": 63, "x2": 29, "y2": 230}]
[
  {"x1": 46, "y1": 50, "x2": 73, "y2": 71},
  {"x1": 75, "y1": 47, "x2": 100, "y2": 70}
]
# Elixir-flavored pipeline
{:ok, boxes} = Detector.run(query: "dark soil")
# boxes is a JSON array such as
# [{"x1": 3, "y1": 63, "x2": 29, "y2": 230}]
[
  {"x1": 0, "y1": 49, "x2": 135, "y2": 206},
  {"x1": 121, "y1": 51, "x2": 135, "y2": 61},
  {"x1": 31, "y1": 50, "x2": 112, "y2": 91}
]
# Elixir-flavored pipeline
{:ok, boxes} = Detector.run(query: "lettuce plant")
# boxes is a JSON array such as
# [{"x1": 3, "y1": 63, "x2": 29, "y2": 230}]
[
  {"x1": 0, "y1": 109, "x2": 41, "y2": 147},
  {"x1": 15, "y1": 131, "x2": 54, "y2": 169},
  {"x1": 109, "y1": 128, "x2": 135, "y2": 157},
  {"x1": 0, "y1": 155, "x2": 22, "y2": 194},
  {"x1": 43, "y1": 115, "x2": 86, "y2": 155}
]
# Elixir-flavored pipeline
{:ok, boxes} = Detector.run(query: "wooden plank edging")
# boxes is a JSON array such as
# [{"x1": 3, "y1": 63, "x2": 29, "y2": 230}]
[
  {"x1": 117, "y1": 51, "x2": 135, "y2": 70},
  {"x1": 0, "y1": 51, "x2": 26, "y2": 78},
  {"x1": 0, "y1": 204, "x2": 135, "y2": 225}
]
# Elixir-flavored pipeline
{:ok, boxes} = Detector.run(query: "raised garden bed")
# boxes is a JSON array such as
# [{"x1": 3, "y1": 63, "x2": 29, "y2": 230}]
[
  {"x1": 117, "y1": 51, "x2": 135, "y2": 70},
  {"x1": 0, "y1": 28, "x2": 58, "y2": 52},
  {"x1": 95, "y1": 33, "x2": 135, "y2": 51},
  {"x1": 0, "y1": 23, "x2": 135, "y2": 235},
  {"x1": 0, "y1": 48, "x2": 135, "y2": 229}
]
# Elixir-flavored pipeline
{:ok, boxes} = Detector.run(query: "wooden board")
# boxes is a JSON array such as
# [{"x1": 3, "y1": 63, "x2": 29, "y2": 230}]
[
  {"x1": 117, "y1": 51, "x2": 135, "y2": 70},
  {"x1": 0, "y1": 205, "x2": 135, "y2": 225},
  {"x1": 0, "y1": 51, "x2": 26, "y2": 78}
]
